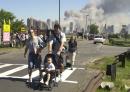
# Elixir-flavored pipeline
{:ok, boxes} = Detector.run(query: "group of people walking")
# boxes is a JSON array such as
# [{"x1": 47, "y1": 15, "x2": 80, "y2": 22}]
[{"x1": 24, "y1": 23, "x2": 78, "y2": 85}]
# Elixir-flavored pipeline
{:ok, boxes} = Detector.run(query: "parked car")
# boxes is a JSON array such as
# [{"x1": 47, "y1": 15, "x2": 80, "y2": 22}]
[
  {"x1": 88, "y1": 34, "x2": 95, "y2": 40},
  {"x1": 93, "y1": 35, "x2": 105, "y2": 44}
]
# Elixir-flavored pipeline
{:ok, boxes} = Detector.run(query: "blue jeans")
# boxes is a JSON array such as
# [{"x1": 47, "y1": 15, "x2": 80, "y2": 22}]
[{"x1": 28, "y1": 52, "x2": 42, "y2": 69}]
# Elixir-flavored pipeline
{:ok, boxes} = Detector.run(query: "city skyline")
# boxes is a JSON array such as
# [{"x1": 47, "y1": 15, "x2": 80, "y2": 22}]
[{"x1": 0, "y1": 0, "x2": 88, "y2": 23}]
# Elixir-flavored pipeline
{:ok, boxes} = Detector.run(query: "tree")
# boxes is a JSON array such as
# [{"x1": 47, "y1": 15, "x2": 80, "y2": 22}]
[
  {"x1": 89, "y1": 24, "x2": 99, "y2": 34},
  {"x1": 0, "y1": 9, "x2": 16, "y2": 28},
  {"x1": 11, "y1": 19, "x2": 26, "y2": 33},
  {"x1": 120, "y1": 26, "x2": 128, "y2": 41},
  {"x1": 0, "y1": 9, "x2": 26, "y2": 33}
]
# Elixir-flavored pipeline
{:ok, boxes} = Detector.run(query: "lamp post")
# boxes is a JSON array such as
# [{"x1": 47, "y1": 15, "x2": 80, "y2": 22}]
[
  {"x1": 86, "y1": 15, "x2": 89, "y2": 31},
  {"x1": 59, "y1": 0, "x2": 61, "y2": 25}
]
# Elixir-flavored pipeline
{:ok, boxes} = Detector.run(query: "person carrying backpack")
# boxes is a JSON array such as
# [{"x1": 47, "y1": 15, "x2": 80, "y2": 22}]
[
  {"x1": 68, "y1": 36, "x2": 77, "y2": 70},
  {"x1": 48, "y1": 23, "x2": 66, "y2": 73}
]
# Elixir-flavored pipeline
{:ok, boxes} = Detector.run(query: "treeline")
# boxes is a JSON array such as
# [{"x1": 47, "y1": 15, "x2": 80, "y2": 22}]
[{"x1": 0, "y1": 9, "x2": 26, "y2": 33}]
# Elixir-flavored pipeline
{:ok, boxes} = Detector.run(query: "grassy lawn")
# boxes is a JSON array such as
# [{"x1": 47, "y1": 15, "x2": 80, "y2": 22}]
[
  {"x1": 87, "y1": 57, "x2": 130, "y2": 92},
  {"x1": 107, "y1": 38, "x2": 130, "y2": 47}
]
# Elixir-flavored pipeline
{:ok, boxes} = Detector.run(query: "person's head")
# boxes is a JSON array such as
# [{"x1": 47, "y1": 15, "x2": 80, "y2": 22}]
[
  {"x1": 47, "y1": 57, "x2": 52, "y2": 64},
  {"x1": 30, "y1": 29, "x2": 35, "y2": 38},
  {"x1": 54, "y1": 23, "x2": 61, "y2": 34},
  {"x1": 70, "y1": 35, "x2": 75, "y2": 40}
]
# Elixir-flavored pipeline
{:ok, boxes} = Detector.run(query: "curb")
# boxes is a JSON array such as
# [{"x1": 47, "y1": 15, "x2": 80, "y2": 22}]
[{"x1": 82, "y1": 72, "x2": 104, "y2": 92}]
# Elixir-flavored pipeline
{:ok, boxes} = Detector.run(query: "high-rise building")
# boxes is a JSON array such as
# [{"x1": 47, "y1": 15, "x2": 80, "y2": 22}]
[{"x1": 27, "y1": 18, "x2": 48, "y2": 30}]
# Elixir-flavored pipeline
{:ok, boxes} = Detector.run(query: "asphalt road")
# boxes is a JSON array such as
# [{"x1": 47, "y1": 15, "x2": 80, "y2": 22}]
[{"x1": 0, "y1": 40, "x2": 129, "y2": 92}]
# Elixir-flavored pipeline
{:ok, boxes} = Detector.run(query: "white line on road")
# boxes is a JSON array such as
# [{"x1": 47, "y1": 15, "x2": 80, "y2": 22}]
[
  {"x1": 0, "y1": 64, "x2": 13, "y2": 68},
  {"x1": 63, "y1": 80, "x2": 78, "y2": 84},
  {"x1": 0, "y1": 63, "x2": 26, "y2": 65},
  {"x1": 22, "y1": 70, "x2": 39, "y2": 79},
  {"x1": 61, "y1": 68, "x2": 76, "y2": 81},
  {"x1": 0, "y1": 63, "x2": 80, "y2": 84},
  {"x1": 0, "y1": 65, "x2": 28, "y2": 77}
]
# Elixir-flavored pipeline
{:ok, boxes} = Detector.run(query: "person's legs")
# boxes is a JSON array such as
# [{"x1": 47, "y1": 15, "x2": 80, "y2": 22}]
[
  {"x1": 68, "y1": 52, "x2": 73, "y2": 69},
  {"x1": 27, "y1": 53, "x2": 34, "y2": 82},
  {"x1": 28, "y1": 61, "x2": 33, "y2": 82},
  {"x1": 72, "y1": 52, "x2": 76, "y2": 66},
  {"x1": 45, "y1": 73, "x2": 50, "y2": 85},
  {"x1": 28, "y1": 68, "x2": 32, "y2": 82},
  {"x1": 40, "y1": 72, "x2": 46, "y2": 83}
]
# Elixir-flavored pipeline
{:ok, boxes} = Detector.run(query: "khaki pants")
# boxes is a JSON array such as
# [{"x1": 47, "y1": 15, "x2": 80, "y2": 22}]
[{"x1": 68, "y1": 52, "x2": 76, "y2": 66}]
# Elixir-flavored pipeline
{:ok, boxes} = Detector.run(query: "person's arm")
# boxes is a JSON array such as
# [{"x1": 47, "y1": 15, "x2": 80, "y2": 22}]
[
  {"x1": 24, "y1": 46, "x2": 28, "y2": 58},
  {"x1": 57, "y1": 33, "x2": 66, "y2": 54},
  {"x1": 48, "y1": 40, "x2": 53, "y2": 53}
]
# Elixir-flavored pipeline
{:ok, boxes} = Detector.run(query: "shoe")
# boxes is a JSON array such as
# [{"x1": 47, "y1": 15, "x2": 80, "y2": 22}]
[
  {"x1": 71, "y1": 67, "x2": 73, "y2": 70},
  {"x1": 40, "y1": 79, "x2": 44, "y2": 84},
  {"x1": 26, "y1": 78, "x2": 32, "y2": 83},
  {"x1": 45, "y1": 81, "x2": 49, "y2": 85}
]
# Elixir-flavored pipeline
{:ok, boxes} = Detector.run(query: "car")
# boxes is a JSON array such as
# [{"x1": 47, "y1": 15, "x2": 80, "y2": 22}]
[
  {"x1": 93, "y1": 35, "x2": 105, "y2": 44},
  {"x1": 88, "y1": 34, "x2": 94, "y2": 40}
]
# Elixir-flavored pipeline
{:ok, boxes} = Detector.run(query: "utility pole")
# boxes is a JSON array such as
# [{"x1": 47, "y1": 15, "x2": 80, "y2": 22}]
[
  {"x1": 86, "y1": 15, "x2": 89, "y2": 32},
  {"x1": 59, "y1": 0, "x2": 61, "y2": 25}
]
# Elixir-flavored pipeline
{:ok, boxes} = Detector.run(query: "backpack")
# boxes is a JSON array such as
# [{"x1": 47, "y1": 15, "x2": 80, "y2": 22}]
[{"x1": 52, "y1": 34, "x2": 62, "y2": 52}]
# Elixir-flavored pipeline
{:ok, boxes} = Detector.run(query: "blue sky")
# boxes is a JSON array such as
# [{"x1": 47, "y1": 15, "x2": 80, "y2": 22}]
[{"x1": 0, "y1": 0, "x2": 88, "y2": 23}]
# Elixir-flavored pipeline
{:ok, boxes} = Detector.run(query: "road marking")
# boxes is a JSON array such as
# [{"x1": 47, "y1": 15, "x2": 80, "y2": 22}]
[
  {"x1": 0, "y1": 65, "x2": 28, "y2": 77},
  {"x1": 22, "y1": 70, "x2": 39, "y2": 79},
  {"x1": 0, "y1": 64, "x2": 13, "y2": 68},
  {"x1": 0, "y1": 63, "x2": 81, "y2": 84},
  {"x1": 61, "y1": 68, "x2": 76, "y2": 81},
  {"x1": 0, "y1": 63, "x2": 26, "y2": 65},
  {"x1": 77, "y1": 68, "x2": 85, "y2": 70},
  {"x1": 55, "y1": 68, "x2": 78, "y2": 84},
  {"x1": 63, "y1": 80, "x2": 78, "y2": 84}
]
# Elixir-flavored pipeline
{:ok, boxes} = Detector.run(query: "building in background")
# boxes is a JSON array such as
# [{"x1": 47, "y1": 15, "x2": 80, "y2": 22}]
[{"x1": 27, "y1": 18, "x2": 48, "y2": 30}]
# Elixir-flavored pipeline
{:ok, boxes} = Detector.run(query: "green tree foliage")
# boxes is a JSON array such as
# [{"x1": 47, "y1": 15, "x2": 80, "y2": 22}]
[
  {"x1": 89, "y1": 24, "x2": 99, "y2": 34},
  {"x1": 0, "y1": 9, "x2": 26, "y2": 33},
  {"x1": 0, "y1": 9, "x2": 16, "y2": 27},
  {"x1": 11, "y1": 19, "x2": 26, "y2": 33}
]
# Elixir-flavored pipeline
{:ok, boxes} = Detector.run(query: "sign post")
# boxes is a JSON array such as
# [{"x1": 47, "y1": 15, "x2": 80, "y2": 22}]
[
  {"x1": 0, "y1": 28, "x2": 1, "y2": 45},
  {"x1": 3, "y1": 19, "x2": 11, "y2": 45}
]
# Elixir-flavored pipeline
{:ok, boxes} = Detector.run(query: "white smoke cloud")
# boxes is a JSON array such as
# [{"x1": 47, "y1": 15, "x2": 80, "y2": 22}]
[
  {"x1": 101, "y1": 0, "x2": 130, "y2": 14},
  {"x1": 81, "y1": 0, "x2": 130, "y2": 33},
  {"x1": 62, "y1": 0, "x2": 130, "y2": 33}
]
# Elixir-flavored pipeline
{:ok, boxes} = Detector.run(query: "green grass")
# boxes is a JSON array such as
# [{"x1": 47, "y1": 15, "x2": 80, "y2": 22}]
[
  {"x1": 107, "y1": 38, "x2": 130, "y2": 47},
  {"x1": 87, "y1": 57, "x2": 130, "y2": 92}
]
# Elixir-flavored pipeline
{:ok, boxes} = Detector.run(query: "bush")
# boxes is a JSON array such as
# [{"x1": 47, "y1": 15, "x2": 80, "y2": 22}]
[{"x1": 108, "y1": 34, "x2": 120, "y2": 39}]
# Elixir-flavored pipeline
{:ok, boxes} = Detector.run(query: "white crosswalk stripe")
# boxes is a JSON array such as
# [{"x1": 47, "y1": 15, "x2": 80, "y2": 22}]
[
  {"x1": 22, "y1": 70, "x2": 39, "y2": 79},
  {"x1": 0, "y1": 64, "x2": 13, "y2": 68},
  {"x1": 0, "y1": 65, "x2": 28, "y2": 77},
  {"x1": 0, "y1": 63, "x2": 80, "y2": 84}
]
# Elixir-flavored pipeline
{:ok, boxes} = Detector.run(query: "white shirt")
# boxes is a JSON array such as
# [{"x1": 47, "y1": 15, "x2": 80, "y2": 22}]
[
  {"x1": 49, "y1": 31, "x2": 66, "y2": 45},
  {"x1": 46, "y1": 63, "x2": 55, "y2": 71}
]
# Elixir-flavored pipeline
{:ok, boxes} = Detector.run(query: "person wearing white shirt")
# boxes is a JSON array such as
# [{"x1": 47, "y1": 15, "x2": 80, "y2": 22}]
[
  {"x1": 48, "y1": 24, "x2": 66, "y2": 73},
  {"x1": 40, "y1": 57, "x2": 55, "y2": 85}
]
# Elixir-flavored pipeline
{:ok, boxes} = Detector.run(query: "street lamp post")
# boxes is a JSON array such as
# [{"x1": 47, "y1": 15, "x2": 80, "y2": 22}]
[
  {"x1": 86, "y1": 15, "x2": 89, "y2": 31},
  {"x1": 59, "y1": 0, "x2": 60, "y2": 25}
]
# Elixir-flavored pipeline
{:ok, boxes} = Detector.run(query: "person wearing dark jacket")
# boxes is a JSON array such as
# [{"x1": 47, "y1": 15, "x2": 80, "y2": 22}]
[{"x1": 68, "y1": 36, "x2": 77, "y2": 70}]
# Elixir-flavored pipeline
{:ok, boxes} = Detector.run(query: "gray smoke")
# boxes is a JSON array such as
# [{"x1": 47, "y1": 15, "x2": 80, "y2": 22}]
[
  {"x1": 81, "y1": 0, "x2": 130, "y2": 33},
  {"x1": 84, "y1": 0, "x2": 130, "y2": 15},
  {"x1": 63, "y1": 0, "x2": 130, "y2": 33},
  {"x1": 100, "y1": 0, "x2": 130, "y2": 14}
]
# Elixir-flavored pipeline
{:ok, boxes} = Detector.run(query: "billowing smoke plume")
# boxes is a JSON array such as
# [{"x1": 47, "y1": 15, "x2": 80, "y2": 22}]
[
  {"x1": 100, "y1": 0, "x2": 130, "y2": 14},
  {"x1": 63, "y1": 0, "x2": 130, "y2": 33},
  {"x1": 82, "y1": 0, "x2": 130, "y2": 33}
]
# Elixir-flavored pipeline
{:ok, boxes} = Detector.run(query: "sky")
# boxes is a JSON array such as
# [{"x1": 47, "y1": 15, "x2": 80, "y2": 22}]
[{"x1": 0, "y1": 0, "x2": 88, "y2": 23}]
